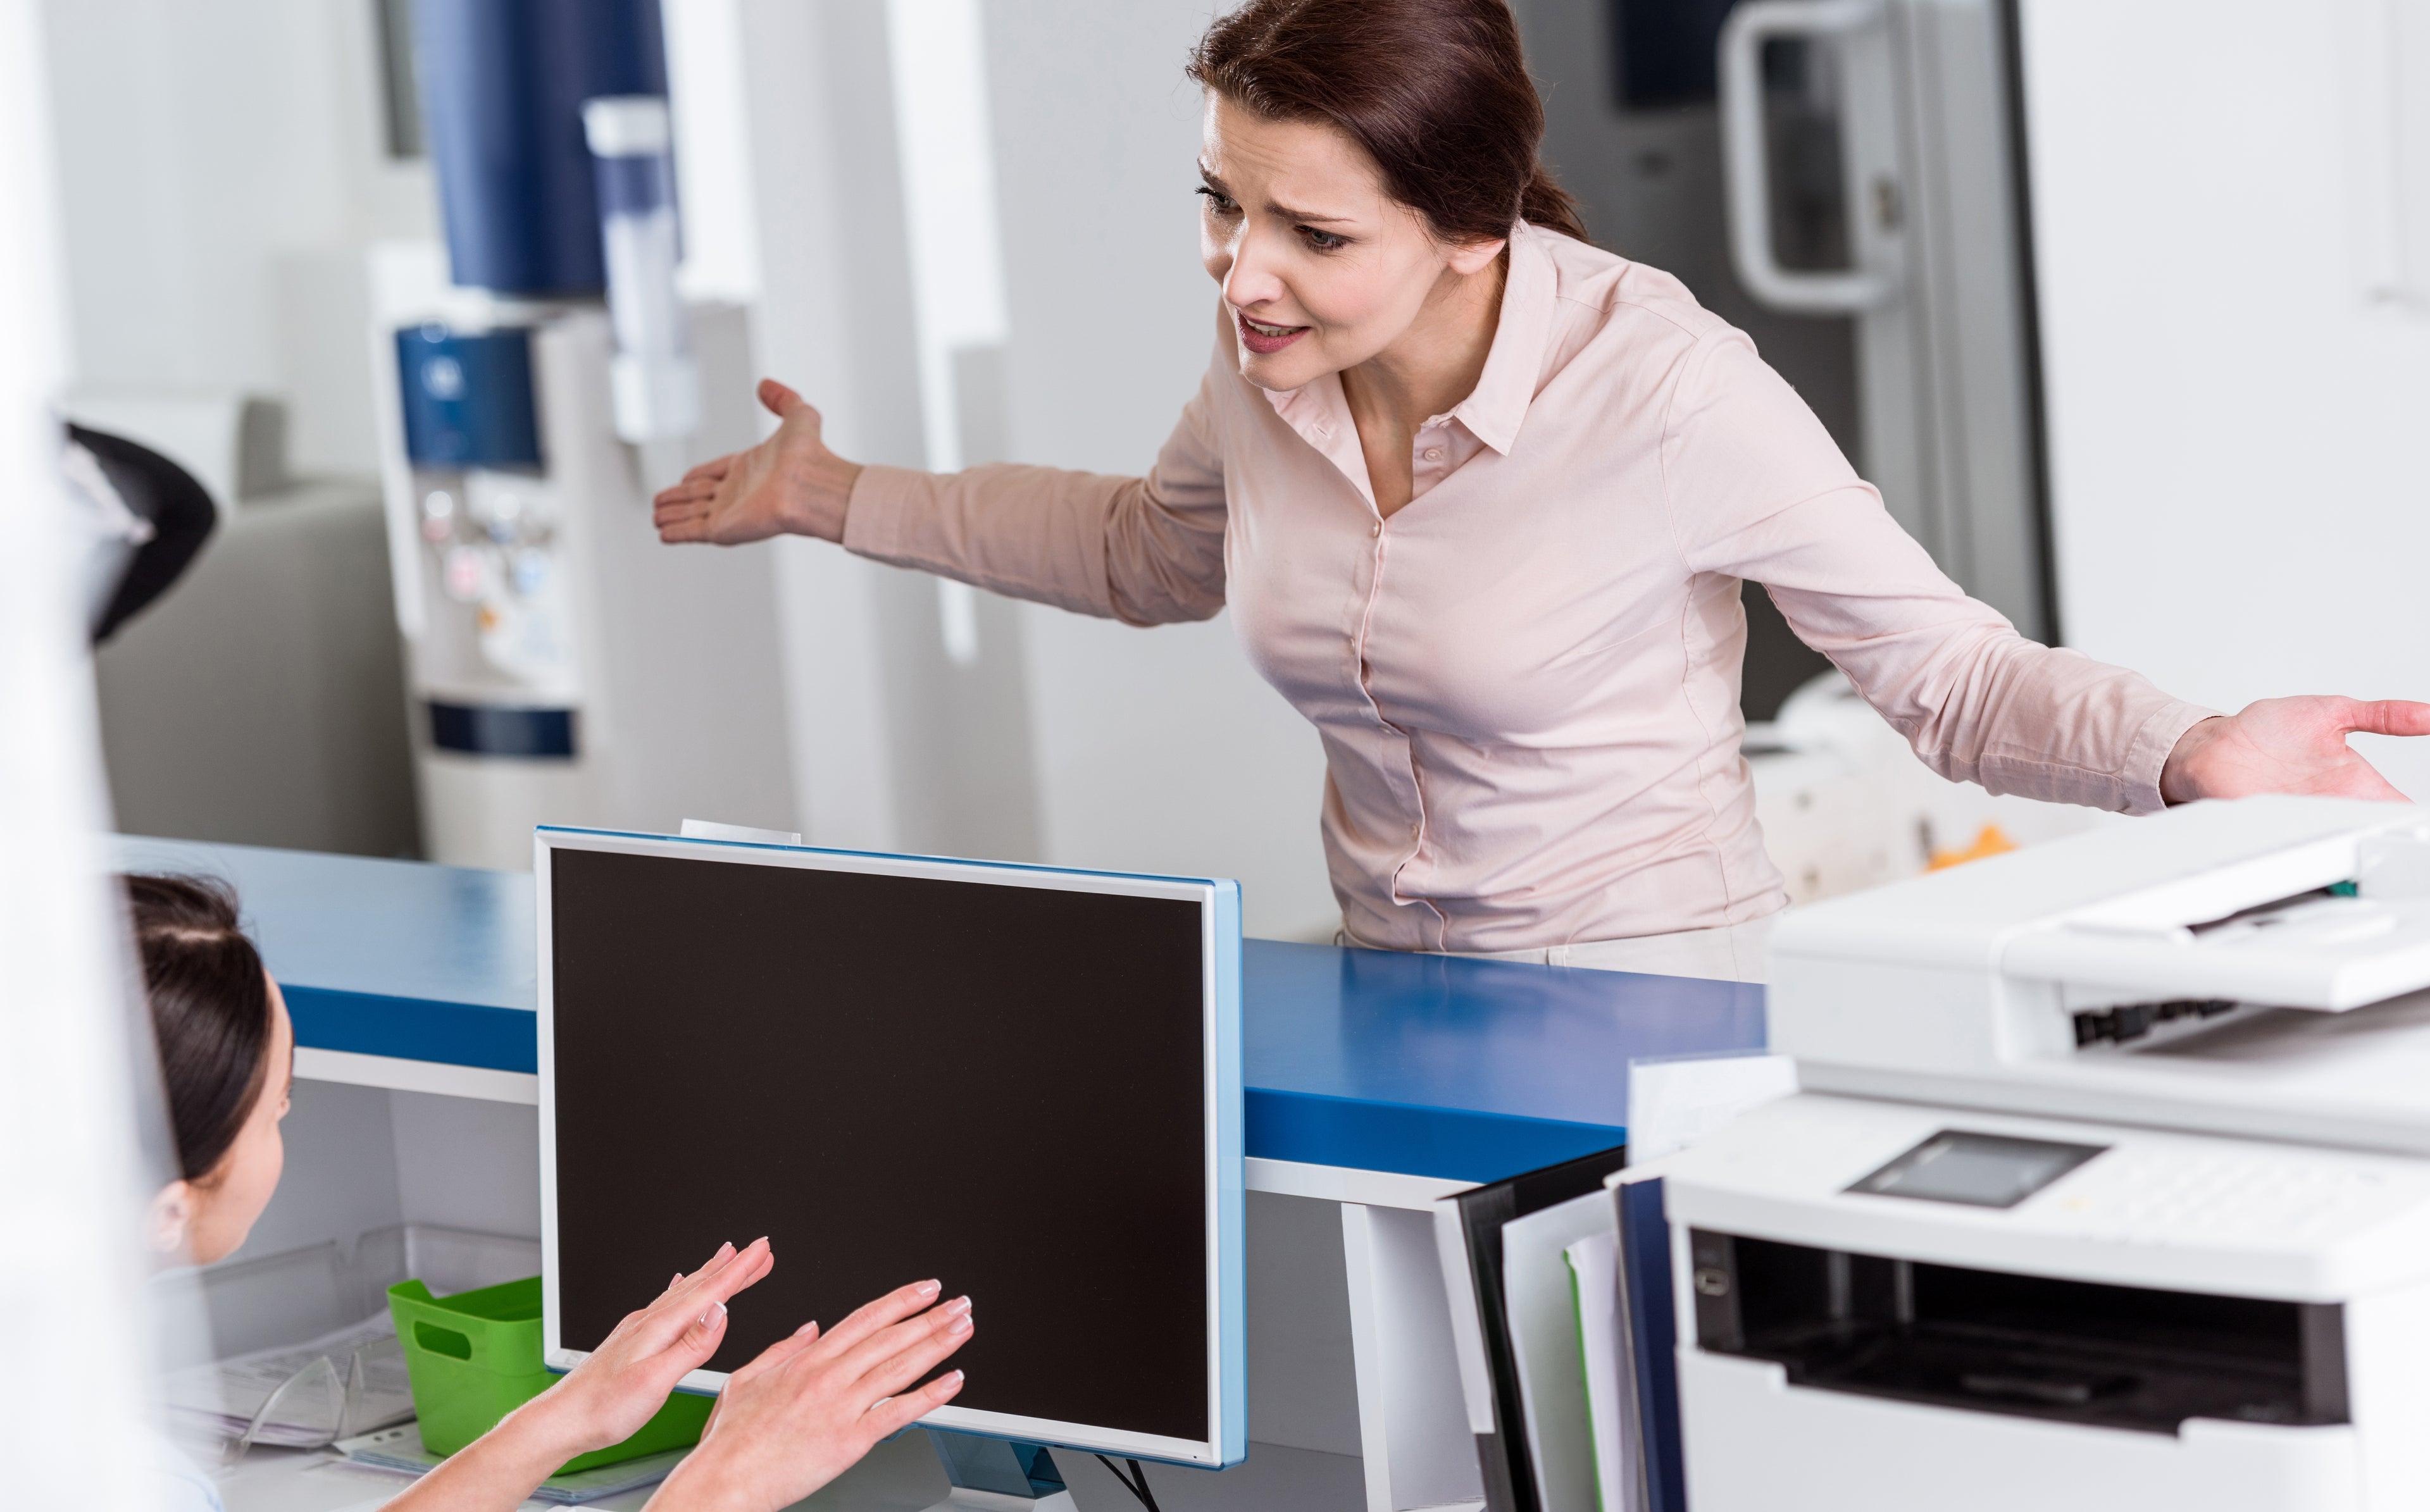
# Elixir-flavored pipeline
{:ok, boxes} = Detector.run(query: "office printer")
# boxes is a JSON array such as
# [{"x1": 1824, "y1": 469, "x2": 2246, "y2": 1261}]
[
  {"x1": 1773, "y1": 795, "x2": 2430, "y2": 1155},
  {"x1": 1657, "y1": 798, "x2": 2430, "y2": 1511}
]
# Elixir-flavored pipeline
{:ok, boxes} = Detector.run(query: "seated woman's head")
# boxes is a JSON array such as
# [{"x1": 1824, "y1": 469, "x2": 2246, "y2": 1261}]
[{"x1": 126, "y1": 874, "x2": 293, "y2": 1267}]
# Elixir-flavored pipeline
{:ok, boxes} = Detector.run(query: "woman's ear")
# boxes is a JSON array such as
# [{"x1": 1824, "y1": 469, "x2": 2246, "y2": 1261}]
[
  {"x1": 147, "y1": 1181, "x2": 194, "y2": 1263},
  {"x1": 1445, "y1": 236, "x2": 1508, "y2": 277}
]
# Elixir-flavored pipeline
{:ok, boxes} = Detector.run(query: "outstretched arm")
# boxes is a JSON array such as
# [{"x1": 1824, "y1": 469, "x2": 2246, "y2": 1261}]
[
  {"x1": 1666, "y1": 333, "x2": 2429, "y2": 810},
  {"x1": 384, "y1": 1239, "x2": 775, "y2": 1512},
  {"x1": 653, "y1": 373, "x2": 1231, "y2": 626}
]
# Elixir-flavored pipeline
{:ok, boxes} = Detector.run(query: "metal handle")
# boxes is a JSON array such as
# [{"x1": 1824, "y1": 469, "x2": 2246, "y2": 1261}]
[{"x1": 1719, "y1": 0, "x2": 1896, "y2": 313}]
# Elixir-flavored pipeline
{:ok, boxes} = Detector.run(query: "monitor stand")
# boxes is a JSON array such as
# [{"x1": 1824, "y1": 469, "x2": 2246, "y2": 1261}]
[{"x1": 922, "y1": 1429, "x2": 1078, "y2": 1512}]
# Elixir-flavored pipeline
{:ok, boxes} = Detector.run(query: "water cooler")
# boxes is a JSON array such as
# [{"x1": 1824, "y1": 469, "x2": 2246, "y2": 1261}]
[{"x1": 375, "y1": 0, "x2": 796, "y2": 869}]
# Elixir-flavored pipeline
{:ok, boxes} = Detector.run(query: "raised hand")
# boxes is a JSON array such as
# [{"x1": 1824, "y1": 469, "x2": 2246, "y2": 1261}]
[
  {"x1": 647, "y1": 1280, "x2": 975, "y2": 1512},
  {"x1": 2161, "y1": 696, "x2": 2430, "y2": 803},
  {"x1": 384, "y1": 1239, "x2": 775, "y2": 1512},
  {"x1": 652, "y1": 378, "x2": 861, "y2": 547},
  {"x1": 536, "y1": 1237, "x2": 775, "y2": 1449}
]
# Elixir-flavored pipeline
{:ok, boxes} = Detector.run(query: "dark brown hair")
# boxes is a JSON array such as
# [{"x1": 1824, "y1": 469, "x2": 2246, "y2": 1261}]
[
  {"x1": 123, "y1": 874, "x2": 273, "y2": 1182},
  {"x1": 1188, "y1": 0, "x2": 1587, "y2": 245}
]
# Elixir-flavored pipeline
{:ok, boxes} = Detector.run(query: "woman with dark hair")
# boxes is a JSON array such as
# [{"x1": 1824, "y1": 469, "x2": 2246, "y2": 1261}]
[
  {"x1": 653, "y1": 0, "x2": 2426, "y2": 981},
  {"x1": 128, "y1": 874, "x2": 971, "y2": 1512}
]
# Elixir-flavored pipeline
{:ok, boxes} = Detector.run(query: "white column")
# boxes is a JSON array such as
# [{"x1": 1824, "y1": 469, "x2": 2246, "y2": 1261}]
[
  {"x1": 0, "y1": 3, "x2": 163, "y2": 1503},
  {"x1": 1340, "y1": 1202, "x2": 1490, "y2": 1512}
]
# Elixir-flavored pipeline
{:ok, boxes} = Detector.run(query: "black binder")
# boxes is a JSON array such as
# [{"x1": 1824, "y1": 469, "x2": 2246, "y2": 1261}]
[{"x1": 1442, "y1": 1143, "x2": 1632, "y2": 1512}]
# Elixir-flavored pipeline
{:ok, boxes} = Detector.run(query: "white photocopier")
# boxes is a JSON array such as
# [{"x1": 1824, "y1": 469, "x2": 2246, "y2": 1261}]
[{"x1": 1660, "y1": 796, "x2": 2430, "y2": 1510}]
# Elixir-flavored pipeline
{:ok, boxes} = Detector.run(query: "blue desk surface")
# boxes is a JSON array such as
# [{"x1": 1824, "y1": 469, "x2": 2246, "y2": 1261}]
[{"x1": 117, "y1": 838, "x2": 1766, "y2": 1184}]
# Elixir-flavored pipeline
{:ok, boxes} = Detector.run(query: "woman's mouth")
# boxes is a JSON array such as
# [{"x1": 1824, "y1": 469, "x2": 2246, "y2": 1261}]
[{"x1": 1235, "y1": 309, "x2": 1310, "y2": 356}]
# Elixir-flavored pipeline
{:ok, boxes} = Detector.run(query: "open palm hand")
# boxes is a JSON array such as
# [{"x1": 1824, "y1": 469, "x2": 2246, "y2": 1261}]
[
  {"x1": 2161, "y1": 696, "x2": 2430, "y2": 803},
  {"x1": 652, "y1": 379, "x2": 860, "y2": 547}
]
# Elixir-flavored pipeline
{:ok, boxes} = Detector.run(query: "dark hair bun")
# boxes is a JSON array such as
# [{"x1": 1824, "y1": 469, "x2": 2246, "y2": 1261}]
[{"x1": 123, "y1": 874, "x2": 273, "y2": 1182}]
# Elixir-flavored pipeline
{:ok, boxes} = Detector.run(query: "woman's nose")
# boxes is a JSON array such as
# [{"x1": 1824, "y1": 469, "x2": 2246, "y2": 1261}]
[{"x1": 1223, "y1": 232, "x2": 1287, "y2": 311}]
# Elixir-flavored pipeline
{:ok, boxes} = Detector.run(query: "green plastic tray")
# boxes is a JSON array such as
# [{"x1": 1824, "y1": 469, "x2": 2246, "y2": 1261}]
[{"x1": 387, "y1": 1275, "x2": 711, "y2": 1472}]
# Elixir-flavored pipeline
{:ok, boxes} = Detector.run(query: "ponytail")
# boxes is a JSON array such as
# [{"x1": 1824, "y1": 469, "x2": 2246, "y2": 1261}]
[{"x1": 1519, "y1": 164, "x2": 1588, "y2": 243}]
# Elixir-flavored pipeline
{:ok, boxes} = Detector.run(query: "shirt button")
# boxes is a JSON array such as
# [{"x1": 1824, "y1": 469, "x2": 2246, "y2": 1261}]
[
  {"x1": 1371, "y1": 521, "x2": 1381, "y2": 537},
  {"x1": 1423, "y1": 447, "x2": 1443, "y2": 462}
]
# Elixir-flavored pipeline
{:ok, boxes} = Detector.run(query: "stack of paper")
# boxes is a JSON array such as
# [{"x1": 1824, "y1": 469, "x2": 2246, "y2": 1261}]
[{"x1": 159, "y1": 1310, "x2": 416, "y2": 1448}]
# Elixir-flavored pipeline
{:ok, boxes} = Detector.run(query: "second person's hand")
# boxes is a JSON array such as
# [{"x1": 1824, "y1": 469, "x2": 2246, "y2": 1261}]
[
  {"x1": 647, "y1": 1279, "x2": 975, "y2": 1512},
  {"x1": 652, "y1": 378, "x2": 863, "y2": 547},
  {"x1": 383, "y1": 1237, "x2": 776, "y2": 1512}
]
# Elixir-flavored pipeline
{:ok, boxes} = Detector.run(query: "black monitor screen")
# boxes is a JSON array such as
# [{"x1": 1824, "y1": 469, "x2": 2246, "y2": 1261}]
[{"x1": 546, "y1": 845, "x2": 1212, "y2": 1442}]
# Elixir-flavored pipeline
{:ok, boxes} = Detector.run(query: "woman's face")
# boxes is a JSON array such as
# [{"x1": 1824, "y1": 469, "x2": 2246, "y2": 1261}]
[
  {"x1": 170, "y1": 974, "x2": 294, "y2": 1267},
  {"x1": 1197, "y1": 92, "x2": 1504, "y2": 393}
]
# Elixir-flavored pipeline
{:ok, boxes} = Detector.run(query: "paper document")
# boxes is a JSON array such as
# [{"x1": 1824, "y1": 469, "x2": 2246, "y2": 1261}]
[
  {"x1": 161, "y1": 1309, "x2": 414, "y2": 1447},
  {"x1": 1565, "y1": 1232, "x2": 1629, "y2": 1512},
  {"x1": 339, "y1": 1422, "x2": 691, "y2": 1504},
  {"x1": 1626, "y1": 1053, "x2": 1797, "y2": 1164},
  {"x1": 1502, "y1": 1189, "x2": 1618, "y2": 1512}
]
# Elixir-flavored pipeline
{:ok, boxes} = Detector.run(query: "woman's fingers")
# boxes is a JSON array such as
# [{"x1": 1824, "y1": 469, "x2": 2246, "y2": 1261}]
[
  {"x1": 863, "y1": 1368, "x2": 966, "y2": 1439},
  {"x1": 676, "y1": 1298, "x2": 730, "y2": 1358},
  {"x1": 840, "y1": 1303, "x2": 973, "y2": 1406},
  {"x1": 806, "y1": 1280, "x2": 945, "y2": 1360},
  {"x1": 625, "y1": 1239, "x2": 773, "y2": 1356},
  {"x1": 728, "y1": 1318, "x2": 822, "y2": 1388},
  {"x1": 758, "y1": 378, "x2": 807, "y2": 418},
  {"x1": 2341, "y1": 699, "x2": 2430, "y2": 738},
  {"x1": 686, "y1": 1239, "x2": 774, "y2": 1311},
  {"x1": 652, "y1": 476, "x2": 720, "y2": 510}
]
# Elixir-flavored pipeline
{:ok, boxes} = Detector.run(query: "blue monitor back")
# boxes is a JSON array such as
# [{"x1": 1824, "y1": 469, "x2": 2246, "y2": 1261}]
[{"x1": 534, "y1": 827, "x2": 1245, "y2": 1466}]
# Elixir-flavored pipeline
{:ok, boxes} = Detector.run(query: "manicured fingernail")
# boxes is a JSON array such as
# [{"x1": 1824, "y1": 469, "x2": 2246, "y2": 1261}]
[
  {"x1": 795, "y1": 1319, "x2": 819, "y2": 1337},
  {"x1": 942, "y1": 1296, "x2": 972, "y2": 1318},
  {"x1": 699, "y1": 1300, "x2": 726, "y2": 1327},
  {"x1": 916, "y1": 1279, "x2": 941, "y2": 1299},
  {"x1": 943, "y1": 1370, "x2": 964, "y2": 1387},
  {"x1": 948, "y1": 1312, "x2": 972, "y2": 1336}
]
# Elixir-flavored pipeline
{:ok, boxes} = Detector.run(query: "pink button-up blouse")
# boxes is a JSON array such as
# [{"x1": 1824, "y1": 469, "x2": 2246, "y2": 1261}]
[{"x1": 842, "y1": 221, "x2": 2214, "y2": 953}]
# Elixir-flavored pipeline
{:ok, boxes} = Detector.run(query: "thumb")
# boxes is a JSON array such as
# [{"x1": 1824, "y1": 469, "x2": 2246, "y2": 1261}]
[
  {"x1": 759, "y1": 378, "x2": 807, "y2": 419},
  {"x1": 2345, "y1": 699, "x2": 2430, "y2": 739},
  {"x1": 678, "y1": 1299, "x2": 730, "y2": 1362}
]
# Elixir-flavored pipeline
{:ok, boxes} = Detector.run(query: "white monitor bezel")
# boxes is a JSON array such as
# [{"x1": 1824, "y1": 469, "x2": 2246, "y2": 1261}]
[{"x1": 533, "y1": 826, "x2": 1242, "y2": 1466}]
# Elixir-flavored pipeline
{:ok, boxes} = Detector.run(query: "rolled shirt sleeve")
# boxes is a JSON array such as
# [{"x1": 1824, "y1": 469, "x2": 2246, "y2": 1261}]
[{"x1": 1661, "y1": 332, "x2": 2216, "y2": 814}]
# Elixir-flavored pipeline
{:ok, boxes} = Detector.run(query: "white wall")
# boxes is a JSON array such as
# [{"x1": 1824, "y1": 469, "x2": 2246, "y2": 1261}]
[
  {"x1": 726, "y1": 0, "x2": 1336, "y2": 936},
  {"x1": 2022, "y1": 0, "x2": 2430, "y2": 797},
  {"x1": 981, "y1": 0, "x2": 1340, "y2": 938},
  {"x1": 40, "y1": 0, "x2": 432, "y2": 477},
  {"x1": 44, "y1": 0, "x2": 1342, "y2": 936}
]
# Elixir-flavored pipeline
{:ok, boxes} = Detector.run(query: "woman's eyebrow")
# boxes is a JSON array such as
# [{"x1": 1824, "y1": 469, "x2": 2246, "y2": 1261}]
[
  {"x1": 1200, "y1": 165, "x2": 1355, "y2": 225},
  {"x1": 1268, "y1": 201, "x2": 1354, "y2": 225}
]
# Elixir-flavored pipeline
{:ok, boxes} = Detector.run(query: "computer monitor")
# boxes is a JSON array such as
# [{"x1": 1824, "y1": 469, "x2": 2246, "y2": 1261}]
[{"x1": 533, "y1": 827, "x2": 1245, "y2": 1466}]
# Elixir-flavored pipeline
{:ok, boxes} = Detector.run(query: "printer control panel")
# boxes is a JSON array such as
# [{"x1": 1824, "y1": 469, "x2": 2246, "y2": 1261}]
[{"x1": 1664, "y1": 1093, "x2": 2430, "y2": 1298}]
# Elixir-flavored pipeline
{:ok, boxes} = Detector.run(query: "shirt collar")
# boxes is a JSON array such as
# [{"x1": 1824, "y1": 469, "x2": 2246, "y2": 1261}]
[
  {"x1": 1259, "y1": 218, "x2": 1560, "y2": 461},
  {"x1": 1446, "y1": 220, "x2": 1559, "y2": 455}
]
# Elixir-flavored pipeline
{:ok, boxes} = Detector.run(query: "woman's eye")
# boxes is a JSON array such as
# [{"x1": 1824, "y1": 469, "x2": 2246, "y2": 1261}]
[
  {"x1": 1195, "y1": 186, "x2": 1238, "y2": 214},
  {"x1": 1300, "y1": 226, "x2": 1347, "y2": 252}
]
